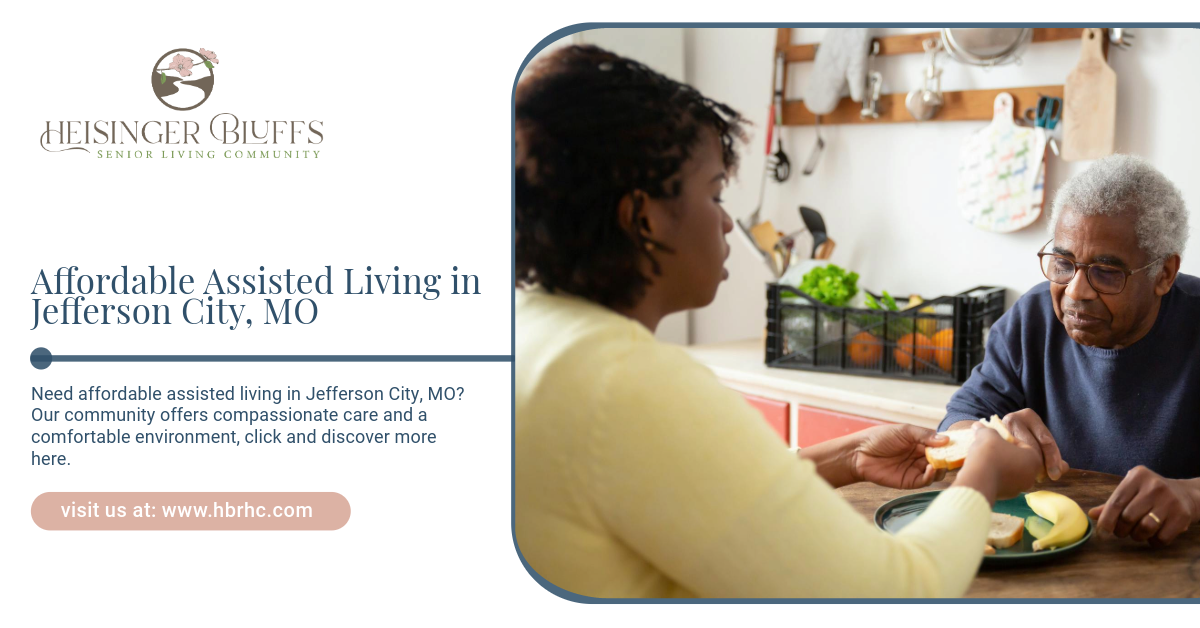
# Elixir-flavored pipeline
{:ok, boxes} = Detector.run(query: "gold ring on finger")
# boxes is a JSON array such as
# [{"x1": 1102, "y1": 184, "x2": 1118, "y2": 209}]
[{"x1": 1147, "y1": 512, "x2": 1162, "y2": 526}]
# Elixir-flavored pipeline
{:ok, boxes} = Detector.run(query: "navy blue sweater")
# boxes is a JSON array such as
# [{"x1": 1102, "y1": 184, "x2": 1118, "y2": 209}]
[{"x1": 939, "y1": 274, "x2": 1200, "y2": 479}]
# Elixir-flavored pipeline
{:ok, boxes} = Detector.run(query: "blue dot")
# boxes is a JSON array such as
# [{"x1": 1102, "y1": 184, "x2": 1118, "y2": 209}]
[{"x1": 31, "y1": 347, "x2": 53, "y2": 370}]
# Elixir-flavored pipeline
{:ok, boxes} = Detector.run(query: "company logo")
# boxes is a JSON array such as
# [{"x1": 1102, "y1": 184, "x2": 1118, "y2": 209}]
[
  {"x1": 41, "y1": 46, "x2": 325, "y2": 160},
  {"x1": 152, "y1": 48, "x2": 219, "y2": 111}
]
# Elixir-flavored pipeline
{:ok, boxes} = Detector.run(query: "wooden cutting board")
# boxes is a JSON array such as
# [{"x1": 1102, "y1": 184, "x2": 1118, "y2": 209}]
[
  {"x1": 1063, "y1": 28, "x2": 1116, "y2": 161},
  {"x1": 957, "y1": 93, "x2": 1047, "y2": 233}
]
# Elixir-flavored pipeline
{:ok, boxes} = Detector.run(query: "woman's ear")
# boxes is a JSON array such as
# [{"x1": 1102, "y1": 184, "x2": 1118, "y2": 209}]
[
  {"x1": 1154, "y1": 254, "x2": 1181, "y2": 296},
  {"x1": 617, "y1": 191, "x2": 656, "y2": 238}
]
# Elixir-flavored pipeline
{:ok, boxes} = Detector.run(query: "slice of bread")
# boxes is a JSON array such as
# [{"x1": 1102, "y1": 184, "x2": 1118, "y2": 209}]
[
  {"x1": 925, "y1": 429, "x2": 975, "y2": 470},
  {"x1": 925, "y1": 415, "x2": 1014, "y2": 470},
  {"x1": 987, "y1": 512, "x2": 1025, "y2": 549},
  {"x1": 981, "y1": 415, "x2": 1013, "y2": 442}
]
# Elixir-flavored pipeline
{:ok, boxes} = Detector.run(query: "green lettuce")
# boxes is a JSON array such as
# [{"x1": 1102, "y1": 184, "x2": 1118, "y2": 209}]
[{"x1": 799, "y1": 264, "x2": 859, "y2": 307}]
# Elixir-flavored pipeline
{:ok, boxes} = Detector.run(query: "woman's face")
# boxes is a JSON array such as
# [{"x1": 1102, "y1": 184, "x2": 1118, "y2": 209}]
[{"x1": 648, "y1": 131, "x2": 733, "y2": 311}]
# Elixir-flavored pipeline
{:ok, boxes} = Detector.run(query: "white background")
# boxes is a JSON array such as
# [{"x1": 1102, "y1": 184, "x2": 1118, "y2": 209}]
[{"x1": 1, "y1": 1, "x2": 1195, "y2": 624}]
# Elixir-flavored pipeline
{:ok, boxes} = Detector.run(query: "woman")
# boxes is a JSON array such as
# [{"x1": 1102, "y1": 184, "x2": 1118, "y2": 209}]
[{"x1": 514, "y1": 45, "x2": 1041, "y2": 598}]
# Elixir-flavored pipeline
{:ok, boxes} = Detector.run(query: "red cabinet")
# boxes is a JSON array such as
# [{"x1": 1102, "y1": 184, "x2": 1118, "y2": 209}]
[
  {"x1": 739, "y1": 393, "x2": 897, "y2": 448},
  {"x1": 795, "y1": 405, "x2": 888, "y2": 447},
  {"x1": 740, "y1": 393, "x2": 789, "y2": 443}
]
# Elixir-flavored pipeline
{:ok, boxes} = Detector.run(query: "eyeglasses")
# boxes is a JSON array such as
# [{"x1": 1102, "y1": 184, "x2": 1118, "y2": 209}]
[{"x1": 1037, "y1": 239, "x2": 1160, "y2": 295}]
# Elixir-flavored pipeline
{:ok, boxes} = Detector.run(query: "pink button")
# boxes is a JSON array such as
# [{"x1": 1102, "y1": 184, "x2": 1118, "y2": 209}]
[{"x1": 32, "y1": 492, "x2": 350, "y2": 530}]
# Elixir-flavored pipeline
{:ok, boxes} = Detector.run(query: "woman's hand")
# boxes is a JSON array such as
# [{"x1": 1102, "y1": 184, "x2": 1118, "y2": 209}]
[
  {"x1": 952, "y1": 426, "x2": 1044, "y2": 505},
  {"x1": 851, "y1": 424, "x2": 949, "y2": 489}
]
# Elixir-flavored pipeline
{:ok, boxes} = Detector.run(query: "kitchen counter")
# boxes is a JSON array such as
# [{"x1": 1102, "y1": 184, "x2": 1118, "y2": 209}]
[{"x1": 686, "y1": 339, "x2": 960, "y2": 431}]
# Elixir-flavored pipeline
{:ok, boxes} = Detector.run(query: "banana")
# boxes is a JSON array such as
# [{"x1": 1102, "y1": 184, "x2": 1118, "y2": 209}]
[
  {"x1": 906, "y1": 295, "x2": 938, "y2": 336},
  {"x1": 1024, "y1": 491, "x2": 1088, "y2": 551}
]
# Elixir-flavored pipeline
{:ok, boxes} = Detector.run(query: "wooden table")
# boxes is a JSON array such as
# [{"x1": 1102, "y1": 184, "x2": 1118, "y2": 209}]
[{"x1": 838, "y1": 469, "x2": 1200, "y2": 598}]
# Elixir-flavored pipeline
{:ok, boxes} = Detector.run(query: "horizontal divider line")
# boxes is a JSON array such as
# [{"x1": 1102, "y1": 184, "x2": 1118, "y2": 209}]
[{"x1": 51, "y1": 355, "x2": 513, "y2": 363}]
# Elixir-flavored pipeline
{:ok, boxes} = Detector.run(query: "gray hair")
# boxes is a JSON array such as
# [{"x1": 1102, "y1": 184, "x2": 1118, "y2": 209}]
[{"x1": 1050, "y1": 154, "x2": 1188, "y2": 273}]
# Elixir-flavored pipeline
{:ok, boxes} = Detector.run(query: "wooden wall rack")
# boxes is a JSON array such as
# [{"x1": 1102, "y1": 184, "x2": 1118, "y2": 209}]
[{"x1": 776, "y1": 28, "x2": 1106, "y2": 126}]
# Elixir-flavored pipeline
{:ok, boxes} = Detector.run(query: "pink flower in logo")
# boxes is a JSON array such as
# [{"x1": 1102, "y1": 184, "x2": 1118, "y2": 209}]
[
  {"x1": 199, "y1": 48, "x2": 219, "y2": 64},
  {"x1": 171, "y1": 54, "x2": 194, "y2": 77}
]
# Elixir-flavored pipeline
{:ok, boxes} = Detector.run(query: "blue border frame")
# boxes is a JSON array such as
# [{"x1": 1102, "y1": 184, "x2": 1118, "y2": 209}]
[{"x1": 509, "y1": 22, "x2": 1200, "y2": 603}]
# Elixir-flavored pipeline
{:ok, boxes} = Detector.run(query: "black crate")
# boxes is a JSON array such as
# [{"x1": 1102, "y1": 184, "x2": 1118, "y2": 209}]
[{"x1": 765, "y1": 284, "x2": 1005, "y2": 384}]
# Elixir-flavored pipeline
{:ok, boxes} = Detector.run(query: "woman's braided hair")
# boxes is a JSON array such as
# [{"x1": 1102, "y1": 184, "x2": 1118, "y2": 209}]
[{"x1": 515, "y1": 45, "x2": 746, "y2": 309}]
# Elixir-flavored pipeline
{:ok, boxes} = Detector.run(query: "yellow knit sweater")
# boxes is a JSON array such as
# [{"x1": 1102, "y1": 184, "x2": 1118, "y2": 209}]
[{"x1": 515, "y1": 288, "x2": 991, "y2": 598}]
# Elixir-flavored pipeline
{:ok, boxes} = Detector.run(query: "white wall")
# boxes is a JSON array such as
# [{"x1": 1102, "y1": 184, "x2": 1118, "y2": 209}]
[
  {"x1": 519, "y1": 28, "x2": 692, "y2": 344},
  {"x1": 684, "y1": 27, "x2": 1200, "y2": 345}
]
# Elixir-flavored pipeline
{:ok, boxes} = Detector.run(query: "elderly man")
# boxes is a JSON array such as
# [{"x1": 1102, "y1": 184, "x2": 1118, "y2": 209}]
[{"x1": 939, "y1": 154, "x2": 1198, "y2": 547}]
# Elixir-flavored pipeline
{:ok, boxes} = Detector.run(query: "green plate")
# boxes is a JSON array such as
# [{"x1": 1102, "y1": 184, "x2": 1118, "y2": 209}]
[{"x1": 874, "y1": 490, "x2": 1094, "y2": 566}]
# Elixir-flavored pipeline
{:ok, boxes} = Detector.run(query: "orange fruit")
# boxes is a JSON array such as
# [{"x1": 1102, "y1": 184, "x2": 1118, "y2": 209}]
[
  {"x1": 894, "y1": 332, "x2": 935, "y2": 371},
  {"x1": 932, "y1": 328, "x2": 954, "y2": 372},
  {"x1": 848, "y1": 331, "x2": 883, "y2": 367}
]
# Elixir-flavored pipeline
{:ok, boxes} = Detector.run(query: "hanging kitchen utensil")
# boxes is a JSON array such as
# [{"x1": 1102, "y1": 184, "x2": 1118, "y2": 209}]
[
  {"x1": 957, "y1": 93, "x2": 1048, "y2": 233},
  {"x1": 1062, "y1": 28, "x2": 1116, "y2": 162},
  {"x1": 775, "y1": 206, "x2": 836, "y2": 272},
  {"x1": 1029, "y1": 96, "x2": 1062, "y2": 131},
  {"x1": 941, "y1": 28, "x2": 1032, "y2": 67},
  {"x1": 773, "y1": 235, "x2": 796, "y2": 276},
  {"x1": 769, "y1": 135, "x2": 792, "y2": 185},
  {"x1": 770, "y1": 136, "x2": 791, "y2": 182},
  {"x1": 734, "y1": 98, "x2": 778, "y2": 269},
  {"x1": 801, "y1": 115, "x2": 824, "y2": 175},
  {"x1": 906, "y1": 38, "x2": 944, "y2": 121},
  {"x1": 1023, "y1": 95, "x2": 1062, "y2": 156},
  {"x1": 767, "y1": 53, "x2": 791, "y2": 182},
  {"x1": 802, "y1": 28, "x2": 871, "y2": 116},
  {"x1": 861, "y1": 71, "x2": 883, "y2": 119},
  {"x1": 1109, "y1": 28, "x2": 1135, "y2": 50},
  {"x1": 861, "y1": 41, "x2": 883, "y2": 120},
  {"x1": 775, "y1": 228, "x2": 807, "y2": 272},
  {"x1": 799, "y1": 206, "x2": 829, "y2": 259}
]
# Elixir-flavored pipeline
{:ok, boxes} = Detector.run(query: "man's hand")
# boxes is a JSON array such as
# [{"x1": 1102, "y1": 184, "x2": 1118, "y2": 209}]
[
  {"x1": 852, "y1": 424, "x2": 948, "y2": 489},
  {"x1": 949, "y1": 409, "x2": 1067, "y2": 481},
  {"x1": 1001, "y1": 409, "x2": 1069, "y2": 481},
  {"x1": 1088, "y1": 466, "x2": 1199, "y2": 547}
]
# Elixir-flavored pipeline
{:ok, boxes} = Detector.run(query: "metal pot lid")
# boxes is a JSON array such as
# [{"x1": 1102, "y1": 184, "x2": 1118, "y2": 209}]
[{"x1": 941, "y1": 28, "x2": 1031, "y2": 65}]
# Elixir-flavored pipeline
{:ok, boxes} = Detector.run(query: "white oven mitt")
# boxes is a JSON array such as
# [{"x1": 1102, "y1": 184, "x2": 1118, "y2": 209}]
[{"x1": 803, "y1": 28, "x2": 871, "y2": 115}]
